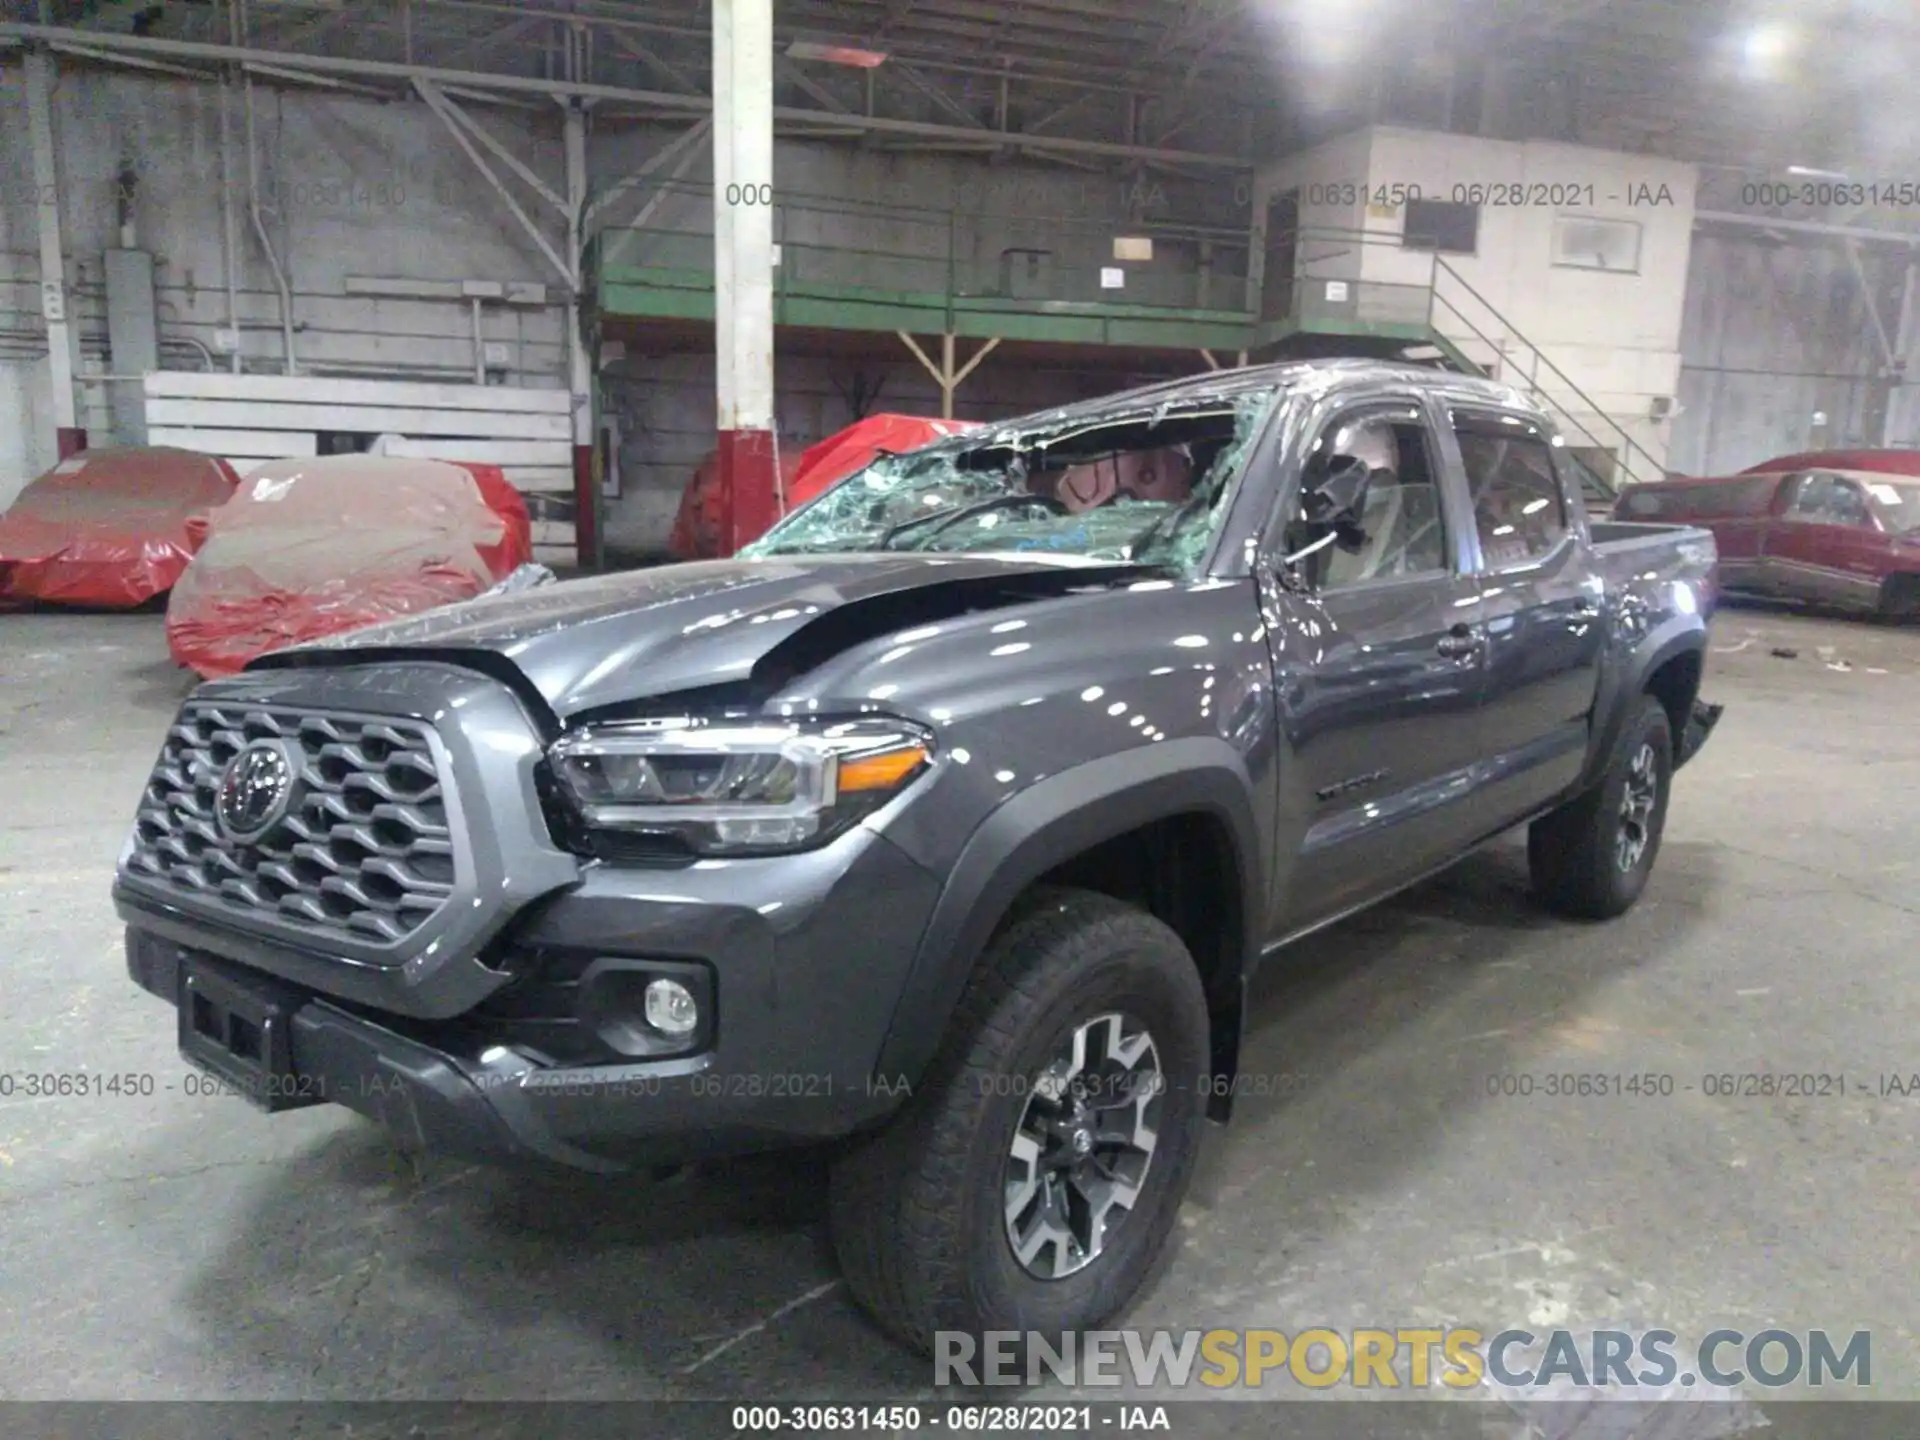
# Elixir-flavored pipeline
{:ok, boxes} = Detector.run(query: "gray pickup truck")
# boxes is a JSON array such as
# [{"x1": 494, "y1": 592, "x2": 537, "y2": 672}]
[{"x1": 116, "y1": 359, "x2": 1721, "y2": 1352}]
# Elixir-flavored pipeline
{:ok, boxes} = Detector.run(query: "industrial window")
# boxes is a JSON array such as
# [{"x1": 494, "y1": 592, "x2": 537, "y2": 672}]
[
  {"x1": 1402, "y1": 199, "x2": 1479, "y2": 254},
  {"x1": 1453, "y1": 415, "x2": 1569, "y2": 568},
  {"x1": 1551, "y1": 215, "x2": 1643, "y2": 273}
]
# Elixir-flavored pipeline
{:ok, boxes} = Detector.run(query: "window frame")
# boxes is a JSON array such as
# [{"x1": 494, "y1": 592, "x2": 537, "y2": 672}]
[
  {"x1": 1401, "y1": 198, "x2": 1481, "y2": 256},
  {"x1": 1280, "y1": 399, "x2": 1462, "y2": 596},
  {"x1": 1779, "y1": 471, "x2": 1879, "y2": 529},
  {"x1": 1778, "y1": 472, "x2": 1825, "y2": 522},
  {"x1": 1549, "y1": 213, "x2": 1644, "y2": 274},
  {"x1": 1820, "y1": 475, "x2": 1879, "y2": 531},
  {"x1": 1444, "y1": 406, "x2": 1580, "y2": 576}
]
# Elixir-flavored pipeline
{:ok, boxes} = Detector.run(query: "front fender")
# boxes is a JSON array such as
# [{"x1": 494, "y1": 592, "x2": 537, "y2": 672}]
[{"x1": 871, "y1": 737, "x2": 1264, "y2": 1093}]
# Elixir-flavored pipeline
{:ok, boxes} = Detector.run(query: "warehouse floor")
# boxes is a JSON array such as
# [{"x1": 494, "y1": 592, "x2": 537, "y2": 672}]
[{"x1": 2, "y1": 605, "x2": 1918, "y2": 1403}]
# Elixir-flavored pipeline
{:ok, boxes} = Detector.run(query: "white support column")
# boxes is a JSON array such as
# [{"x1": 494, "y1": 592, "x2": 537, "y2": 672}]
[
  {"x1": 712, "y1": 0, "x2": 777, "y2": 549},
  {"x1": 24, "y1": 49, "x2": 83, "y2": 457},
  {"x1": 563, "y1": 99, "x2": 599, "y2": 567}
]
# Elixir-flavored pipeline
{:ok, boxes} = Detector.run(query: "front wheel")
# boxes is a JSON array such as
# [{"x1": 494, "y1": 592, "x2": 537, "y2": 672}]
[
  {"x1": 1528, "y1": 695, "x2": 1674, "y2": 920},
  {"x1": 829, "y1": 888, "x2": 1210, "y2": 1353}
]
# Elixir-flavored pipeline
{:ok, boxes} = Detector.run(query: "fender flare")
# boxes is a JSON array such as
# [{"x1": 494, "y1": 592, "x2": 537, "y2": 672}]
[
  {"x1": 872, "y1": 737, "x2": 1264, "y2": 1092},
  {"x1": 1581, "y1": 619, "x2": 1707, "y2": 791}
]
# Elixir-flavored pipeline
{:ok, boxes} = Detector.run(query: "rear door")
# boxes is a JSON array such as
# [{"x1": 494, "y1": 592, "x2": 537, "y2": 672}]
[
  {"x1": 1440, "y1": 406, "x2": 1606, "y2": 828},
  {"x1": 1698, "y1": 476, "x2": 1783, "y2": 591},
  {"x1": 1263, "y1": 398, "x2": 1489, "y2": 934}
]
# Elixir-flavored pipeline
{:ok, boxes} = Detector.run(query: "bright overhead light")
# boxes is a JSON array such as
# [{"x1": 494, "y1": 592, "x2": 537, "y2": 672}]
[
  {"x1": 1741, "y1": 21, "x2": 1796, "y2": 75},
  {"x1": 786, "y1": 41, "x2": 888, "y2": 67},
  {"x1": 1785, "y1": 165, "x2": 1850, "y2": 180}
]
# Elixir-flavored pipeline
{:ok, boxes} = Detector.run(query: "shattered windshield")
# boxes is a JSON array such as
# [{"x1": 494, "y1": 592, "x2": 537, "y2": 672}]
[{"x1": 742, "y1": 389, "x2": 1277, "y2": 576}]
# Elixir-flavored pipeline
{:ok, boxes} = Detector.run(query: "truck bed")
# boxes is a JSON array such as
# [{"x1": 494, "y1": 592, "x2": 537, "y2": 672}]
[{"x1": 1590, "y1": 519, "x2": 1719, "y2": 596}]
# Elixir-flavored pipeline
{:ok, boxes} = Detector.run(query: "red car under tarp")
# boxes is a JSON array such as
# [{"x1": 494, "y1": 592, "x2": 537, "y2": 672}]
[
  {"x1": 165, "y1": 454, "x2": 532, "y2": 678},
  {"x1": 0, "y1": 447, "x2": 240, "y2": 607},
  {"x1": 667, "y1": 414, "x2": 977, "y2": 560},
  {"x1": 787, "y1": 414, "x2": 977, "y2": 511},
  {"x1": 667, "y1": 449, "x2": 804, "y2": 562}
]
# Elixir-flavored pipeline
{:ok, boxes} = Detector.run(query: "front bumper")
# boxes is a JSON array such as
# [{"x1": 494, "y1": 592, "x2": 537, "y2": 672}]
[{"x1": 123, "y1": 821, "x2": 944, "y2": 1173}]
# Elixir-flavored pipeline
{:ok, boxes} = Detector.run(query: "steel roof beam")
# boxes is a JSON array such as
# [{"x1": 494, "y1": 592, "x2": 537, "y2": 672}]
[{"x1": 0, "y1": 22, "x2": 1253, "y2": 169}]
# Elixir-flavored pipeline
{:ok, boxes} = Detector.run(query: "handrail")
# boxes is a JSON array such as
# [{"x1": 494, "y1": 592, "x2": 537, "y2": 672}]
[
  {"x1": 1264, "y1": 227, "x2": 1666, "y2": 492},
  {"x1": 1429, "y1": 256, "x2": 1667, "y2": 489}
]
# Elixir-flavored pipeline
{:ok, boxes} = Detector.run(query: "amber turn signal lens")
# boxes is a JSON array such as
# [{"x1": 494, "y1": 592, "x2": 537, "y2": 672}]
[{"x1": 837, "y1": 745, "x2": 930, "y2": 793}]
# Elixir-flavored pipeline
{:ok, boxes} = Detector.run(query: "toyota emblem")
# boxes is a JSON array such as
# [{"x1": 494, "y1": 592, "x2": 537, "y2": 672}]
[{"x1": 215, "y1": 740, "x2": 298, "y2": 843}]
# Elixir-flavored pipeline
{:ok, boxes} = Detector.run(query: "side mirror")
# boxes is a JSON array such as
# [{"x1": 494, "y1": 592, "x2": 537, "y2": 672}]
[{"x1": 1301, "y1": 455, "x2": 1371, "y2": 529}]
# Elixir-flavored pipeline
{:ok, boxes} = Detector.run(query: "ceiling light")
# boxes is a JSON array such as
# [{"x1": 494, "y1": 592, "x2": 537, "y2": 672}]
[{"x1": 1740, "y1": 22, "x2": 1795, "y2": 75}]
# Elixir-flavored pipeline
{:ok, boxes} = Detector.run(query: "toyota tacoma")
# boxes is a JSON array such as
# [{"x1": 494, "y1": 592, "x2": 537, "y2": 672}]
[{"x1": 116, "y1": 360, "x2": 1723, "y2": 1351}]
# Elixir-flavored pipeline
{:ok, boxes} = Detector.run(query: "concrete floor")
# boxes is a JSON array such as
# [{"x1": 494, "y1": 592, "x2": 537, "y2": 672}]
[{"x1": 2, "y1": 604, "x2": 1918, "y2": 1407}]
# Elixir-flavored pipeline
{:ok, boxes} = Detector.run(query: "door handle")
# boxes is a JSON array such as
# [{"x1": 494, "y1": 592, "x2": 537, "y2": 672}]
[{"x1": 1436, "y1": 624, "x2": 1482, "y2": 659}]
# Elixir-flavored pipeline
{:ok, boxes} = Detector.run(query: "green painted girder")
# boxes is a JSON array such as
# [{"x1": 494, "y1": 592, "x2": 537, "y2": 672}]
[
  {"x1": 599, "y1": 265, "x2": 1260, "y2": 351},
  {"x1": 597, "y1": 264, "x2": 1482, "y2": 370}
]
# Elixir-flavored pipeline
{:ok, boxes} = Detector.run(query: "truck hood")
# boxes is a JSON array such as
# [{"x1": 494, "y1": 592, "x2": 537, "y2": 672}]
[{"x1": 260, "y1": 551, "x2": 1144, "y2": 718}]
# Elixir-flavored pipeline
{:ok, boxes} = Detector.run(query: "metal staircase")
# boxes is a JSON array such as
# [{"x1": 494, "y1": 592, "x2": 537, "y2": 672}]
[
  {"x1": 1425, "y1": 256, "x2": 1667, "y2": 497},
  {"x1": 1263, "y1": 228, "x2": 1669, "y2": 503}
]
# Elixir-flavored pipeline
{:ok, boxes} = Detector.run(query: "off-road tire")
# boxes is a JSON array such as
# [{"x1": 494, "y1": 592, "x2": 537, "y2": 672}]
[
  {"x1": 829, "y1": 888, "x2": 1210, "y2": 1354},
  {"x1": 1528, "y1": 695, "x2": 1674, "y2": 920}
]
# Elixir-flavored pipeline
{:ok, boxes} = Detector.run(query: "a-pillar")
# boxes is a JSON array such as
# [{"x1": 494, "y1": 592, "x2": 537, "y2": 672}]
[
  {"x1": 712, "y1": 0, "x2": 778, "y2": 552},
  {"x1": 25, "y1": 50, "x2": 84, "y2": 460}
]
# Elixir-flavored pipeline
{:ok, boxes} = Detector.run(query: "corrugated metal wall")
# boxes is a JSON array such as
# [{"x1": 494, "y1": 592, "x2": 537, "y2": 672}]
[{"x1": 1671, "y1": 231, "x2": 1916, "y2": 475}]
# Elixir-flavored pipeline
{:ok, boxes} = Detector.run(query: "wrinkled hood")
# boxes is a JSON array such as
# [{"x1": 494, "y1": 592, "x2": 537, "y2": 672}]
[{"x1": 263, "y1": 552, "x2": 1139, "y2": 717}]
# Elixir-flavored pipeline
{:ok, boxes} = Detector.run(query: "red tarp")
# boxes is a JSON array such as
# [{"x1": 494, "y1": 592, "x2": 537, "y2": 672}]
[
  {"x1": 667, "y1": 415, "x2": 976, "y2": 560},
  {"x1": 1741, "y1": 449, "x2": 1920, "y2": 477},
  {"x1": 668, "y1": 450, "x2": 804, "y2": 562},
  {"x1": 166, "y1": 455, "x2": 532, "y2": 678},
  {"x1": 0, "y1": 447, "x2": 240, "y2": 607},
  {"x1": 787, "y1": 414, "x2": 978, "y2": 510}
]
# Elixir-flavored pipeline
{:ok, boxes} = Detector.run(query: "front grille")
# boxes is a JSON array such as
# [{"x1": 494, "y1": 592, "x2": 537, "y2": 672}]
[{"x1": 126, "y1": 702, "x2": 458, "y2": 945}]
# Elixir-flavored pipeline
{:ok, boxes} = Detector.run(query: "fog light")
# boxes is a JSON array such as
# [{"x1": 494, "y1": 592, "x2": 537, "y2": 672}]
[{"x1": 644, "y1": 978, "x2": 700, "y2": 1037}]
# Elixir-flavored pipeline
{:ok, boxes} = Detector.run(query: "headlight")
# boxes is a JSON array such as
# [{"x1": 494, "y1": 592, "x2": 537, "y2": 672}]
[{"x1": 547, "y1": 716, "x2": 934, "y2": 856}]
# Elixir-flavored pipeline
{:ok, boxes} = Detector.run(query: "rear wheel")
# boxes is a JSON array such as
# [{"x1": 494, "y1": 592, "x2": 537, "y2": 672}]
[
  {"x1": 829, "y1": 889, "x2": 1209, "y2": 1353},
  {"x1": 1529, "y1": 696, "x2": 1674, "y2": 920},
  {"x1": 1876, "y1": 574, "x2": 1920, "y2": 622}
]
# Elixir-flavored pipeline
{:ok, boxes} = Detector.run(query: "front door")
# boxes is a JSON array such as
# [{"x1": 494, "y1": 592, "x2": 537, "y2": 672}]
[
  {"x1": 1263, "y1": 401, "x2": 1488, "y2": 936},
  {"x1": 1760, "y1": 472, "x2": 1885, "y2": 607},
  {"x1": 1814, "y1": 475, "x2": 1893, "y2": 610}
]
